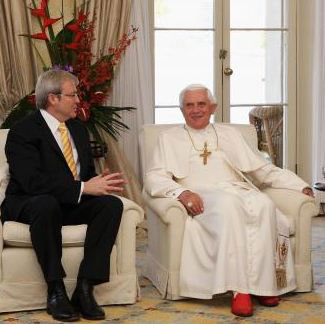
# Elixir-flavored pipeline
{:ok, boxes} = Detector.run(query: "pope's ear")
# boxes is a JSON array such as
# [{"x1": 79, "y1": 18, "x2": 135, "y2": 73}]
[{"x1": 210, "y1": 103, "x2": 217, "y2": 112}]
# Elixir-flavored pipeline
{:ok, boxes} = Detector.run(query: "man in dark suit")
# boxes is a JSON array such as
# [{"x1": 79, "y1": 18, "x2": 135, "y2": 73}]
[{"x1": 1, "y1": 70, "x2": 126, "y2": 321}]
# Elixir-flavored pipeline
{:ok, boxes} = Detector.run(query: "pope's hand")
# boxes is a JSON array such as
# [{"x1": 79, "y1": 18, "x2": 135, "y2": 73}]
[
  {"x1": 302, "y1": 187, "x2": 314, "y2": 197},
  {"x1": 83, "y1": 172, "x2": 127, "y2": 196},
  {"x1": 178, "y1": 190, "x2": 204, "y2": 216}
]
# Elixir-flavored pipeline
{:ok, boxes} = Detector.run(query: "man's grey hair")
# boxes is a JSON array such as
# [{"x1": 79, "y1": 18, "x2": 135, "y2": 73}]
[
  {"x1": 179, "y1": 84, "x2": 217, "y2": 109},
  {"x1": 35, "y1": 70, "x2": 79, "y2": 110}
]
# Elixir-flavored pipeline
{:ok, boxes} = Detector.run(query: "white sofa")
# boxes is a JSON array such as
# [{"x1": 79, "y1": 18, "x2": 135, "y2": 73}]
[
  {"x1": 0, "y1": 129, "x2": 144, "y2": 312},
  {"x1": 140, "y1": 123, "x2": 318, "y2": 300}
]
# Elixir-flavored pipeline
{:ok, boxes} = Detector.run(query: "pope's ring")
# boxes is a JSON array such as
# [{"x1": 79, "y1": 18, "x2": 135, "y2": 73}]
[{"x1": 187, "y1": 201, "x2": 193, "y2": 208}]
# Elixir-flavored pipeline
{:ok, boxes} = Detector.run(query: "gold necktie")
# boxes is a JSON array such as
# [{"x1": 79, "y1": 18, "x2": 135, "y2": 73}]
[{"x1": 58, "y1": 122, "x2": 78, "y2": 179}]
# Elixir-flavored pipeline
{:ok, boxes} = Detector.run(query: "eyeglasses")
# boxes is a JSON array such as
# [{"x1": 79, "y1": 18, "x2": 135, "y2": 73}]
[{"x1": 58, "y1": 93, "x2": 79, "y2": 99}]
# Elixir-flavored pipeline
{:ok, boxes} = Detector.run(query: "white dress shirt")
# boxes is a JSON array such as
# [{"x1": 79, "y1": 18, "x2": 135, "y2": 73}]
[{"x1": 40, "y1": 109, "x2": 84, "y2": 201}]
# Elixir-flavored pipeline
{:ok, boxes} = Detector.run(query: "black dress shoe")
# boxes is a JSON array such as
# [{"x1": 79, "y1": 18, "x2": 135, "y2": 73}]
[
  {"x1": 71, "y1": 278, "x2": 105, "y2": 320},
  {"x1": 47, "y1": 280, "x2": 80, "y2": 322}
]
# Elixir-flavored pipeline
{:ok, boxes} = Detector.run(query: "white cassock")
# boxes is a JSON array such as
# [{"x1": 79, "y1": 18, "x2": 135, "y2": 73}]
[{"x1": 145, "y1": 124, "x2": 309, "y2": 298}]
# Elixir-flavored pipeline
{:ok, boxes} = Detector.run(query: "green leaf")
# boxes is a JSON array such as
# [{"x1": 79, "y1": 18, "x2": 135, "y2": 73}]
[
  {"x1": 1, "y1": 93, "x2": 37, "y2": 129},
  {"x1": 55, "y1": 19, "x2": 76, "y2": 44},
  {"x1": 83, "y1": 105, "x2": 136, "y2": 141},
  {"x1": 73, "y1": 0, "x2": 77, "y2": 19},
  {"x1": 84, "y1": 119, "x2": 105, "y2": 144},
  {"x1": 54, "y1": 19, "x2": 78, "y2": 65}
]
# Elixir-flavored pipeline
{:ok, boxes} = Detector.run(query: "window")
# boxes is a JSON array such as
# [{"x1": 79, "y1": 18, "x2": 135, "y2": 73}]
[
  {"x1": 228, "y1": 0, "x2": 289, "y2": 124},
  {"x1": 154, "y1": 0, "x2": 214, "y2": 123}
]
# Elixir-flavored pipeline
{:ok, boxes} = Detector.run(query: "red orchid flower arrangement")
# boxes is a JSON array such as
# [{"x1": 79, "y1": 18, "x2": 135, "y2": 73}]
[{"x1": 2, "y1": 0, "x2": 138, "y2": 144}]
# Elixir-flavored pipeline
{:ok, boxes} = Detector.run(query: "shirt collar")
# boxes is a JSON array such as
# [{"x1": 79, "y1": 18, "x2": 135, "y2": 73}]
[
  {"x1": 40, "y1": 109, "x2": 62, "y2": 135},
  {"x1": 184, "y1": 123, "x2": 212, "y2": 134}
]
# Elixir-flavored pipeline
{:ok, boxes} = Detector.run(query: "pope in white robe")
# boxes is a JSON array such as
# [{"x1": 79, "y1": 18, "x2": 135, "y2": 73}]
[{"x1": 144, "y1": 84, "x2": 314, "y2": 317}]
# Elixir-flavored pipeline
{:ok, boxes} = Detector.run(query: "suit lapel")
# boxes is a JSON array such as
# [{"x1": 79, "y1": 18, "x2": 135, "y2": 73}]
[{"x1": 34, "y1": 111, "x2": 66, "y2": 161}]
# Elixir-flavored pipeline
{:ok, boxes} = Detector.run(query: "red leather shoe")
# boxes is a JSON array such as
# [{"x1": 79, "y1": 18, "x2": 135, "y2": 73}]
[
  {"x1": 256, "y1": 296, "x2": 279, "y2": 307},
  {"x1": 231, "y1": 293, "x2": 253, "y2": 317}
]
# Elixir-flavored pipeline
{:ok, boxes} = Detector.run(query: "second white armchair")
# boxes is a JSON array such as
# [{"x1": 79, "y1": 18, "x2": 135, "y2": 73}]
[{"x1": 140, "y1": 123, "x2": 318, "y2": 300}]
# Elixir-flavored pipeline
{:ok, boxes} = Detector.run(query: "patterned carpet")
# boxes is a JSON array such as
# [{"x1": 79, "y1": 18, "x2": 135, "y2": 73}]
[{"x1": 1, "y1": 216, "x2": 324, "y2": 323}]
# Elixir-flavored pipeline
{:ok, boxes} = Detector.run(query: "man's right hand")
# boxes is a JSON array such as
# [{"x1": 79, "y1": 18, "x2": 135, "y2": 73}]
[
  {"x1": 83, "y1": 172, "x2": 127, "y2": 196},
  {"x1": 178, "y1": 190, "x2": 204, "y2": 216}
]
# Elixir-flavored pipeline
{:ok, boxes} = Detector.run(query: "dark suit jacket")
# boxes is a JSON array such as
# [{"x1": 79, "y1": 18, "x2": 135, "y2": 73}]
[{"x1": 1, "y1": 110, "x2": 96, "y2": 222}]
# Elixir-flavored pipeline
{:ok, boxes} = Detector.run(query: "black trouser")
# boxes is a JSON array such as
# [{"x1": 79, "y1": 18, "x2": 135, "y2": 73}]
[{"x1": 17, "y1": 194, "x2": 123, "y2": 284}]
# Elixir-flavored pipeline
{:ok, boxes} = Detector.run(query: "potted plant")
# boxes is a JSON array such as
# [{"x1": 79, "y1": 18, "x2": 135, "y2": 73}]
[{"x1": 1, "y1": 0, "x2": 137, "y2": 156}]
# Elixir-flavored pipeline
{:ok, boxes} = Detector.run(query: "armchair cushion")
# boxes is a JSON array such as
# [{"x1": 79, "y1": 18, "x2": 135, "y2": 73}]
[{"x1": 3, "y1": 222, "x2": 87, "y2": 247}]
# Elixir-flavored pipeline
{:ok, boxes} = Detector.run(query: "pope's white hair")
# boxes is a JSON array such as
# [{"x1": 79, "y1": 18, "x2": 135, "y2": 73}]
[{"x1": 179, "y1": 84, "x2": 217, "y2": 109}]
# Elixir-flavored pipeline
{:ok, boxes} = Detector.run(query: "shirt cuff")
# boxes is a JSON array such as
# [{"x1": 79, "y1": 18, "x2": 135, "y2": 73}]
[
  {"x1": 166, "y1": 188, "x2": 188, "y2": 199},
  {"x1": 78, "y1": 182, "x2": 84, "y2": 203}
]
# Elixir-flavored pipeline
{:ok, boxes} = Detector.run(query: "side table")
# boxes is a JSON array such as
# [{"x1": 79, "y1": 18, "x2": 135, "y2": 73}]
[{"x1": 313, "y1": 182, "x2": 325, "y2": 214}]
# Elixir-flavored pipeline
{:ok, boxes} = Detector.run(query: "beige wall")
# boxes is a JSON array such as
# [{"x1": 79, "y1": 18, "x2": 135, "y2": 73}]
[{"x1": 296, "y1": 0, "x2": 315, "y2": 184}]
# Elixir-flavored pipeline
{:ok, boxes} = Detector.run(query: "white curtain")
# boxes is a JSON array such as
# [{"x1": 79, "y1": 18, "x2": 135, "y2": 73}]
[
  {"x1": 312, "y1": 0, "x2": 325, "y2": 202},
  {"x1": 109, "y1": 0, "x2": 154, "y2": 183}
]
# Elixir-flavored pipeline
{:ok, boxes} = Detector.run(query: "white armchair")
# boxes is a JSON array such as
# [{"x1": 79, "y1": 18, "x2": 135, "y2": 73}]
[
  {"x1": 140, "y1": 123, "x2": 318, "y2": 300},
  {"x1": 0, "y1": 129, "x2": 144, "y2": 313}
]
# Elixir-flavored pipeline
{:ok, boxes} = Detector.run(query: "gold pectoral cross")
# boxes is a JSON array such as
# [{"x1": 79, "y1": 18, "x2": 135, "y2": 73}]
[{"x1": 200, "y1": 142, "x2": 211, "y2": 165}]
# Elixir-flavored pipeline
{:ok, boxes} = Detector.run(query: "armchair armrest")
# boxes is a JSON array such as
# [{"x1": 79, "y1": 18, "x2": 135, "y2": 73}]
[
  {"x1": 261, "y1": 188, "x2": 318, "y2": 219},
  {"x1": 143, "y1": 190, "x2": 188, "y2": 273},
  {"x1": 143, "y1": 190, "x2": 188, "y2": 225},
  {"x1": 118, "y1": 196, "x2": 144, "y2": 220},
  {"x1": 113, "y1": 196, "x2": 144, "y2": 274},
  {"x1": 262, "y1": 187, "x2": 317, "y2": 290}
]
